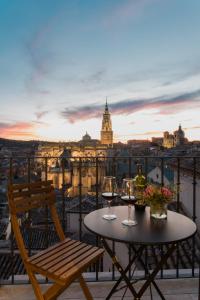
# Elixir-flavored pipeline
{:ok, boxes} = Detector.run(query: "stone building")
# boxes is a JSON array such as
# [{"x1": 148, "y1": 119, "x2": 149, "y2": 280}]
[
  {"x1": 35, "y1": 102, "x2": 111, "y2": 196},
  {"x1": 163, "y1": 125, "x2": 186, "y2": 148}
]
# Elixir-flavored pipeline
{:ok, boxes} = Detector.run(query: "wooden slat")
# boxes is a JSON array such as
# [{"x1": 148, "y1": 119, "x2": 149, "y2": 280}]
[
  {"x1": 39, "y1": 243, "x2": 90, "y2": 271},
  {"x1": 61, "y1": 248, "x2": 104, "y2": 280},
  {"x1": 55, "y1": 246, "x2": 100, "y2": 277},
  {"x1": 27, "y1": 263, "x2": 65, "y2": 286},
  {"x1": 9, "y1": 180, "x2": 53, "y2": 191},
  {"x1": 27, "y1": 238, "x2": 71, "y2": 262},
  {"x1": 9, "y1": 192, "x2": 55, "y2": 213},
  {"x1": 12, "y1": 186, "x2": 54, "y2": 198},
  {"x1": 28, "y1": 246, "x2": 103, "y2": 285},
  {"x1": 37, "y1": 241, "x2": 83, "y2": 269},
  {"x1": 29, "y1": 239, "x2": 78, "y2": 265},
  {"x1": 8, "y1": 181, "x2": 56, "y2": 214}
]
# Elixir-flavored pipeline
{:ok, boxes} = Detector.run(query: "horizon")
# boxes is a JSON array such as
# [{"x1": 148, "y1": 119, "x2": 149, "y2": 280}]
[
  {"x1": 0, "y1": 122, "x2": 198, "y2": 144},
  {"x1": 0, "y1": 0, "x2": 200, "y2": 142}
]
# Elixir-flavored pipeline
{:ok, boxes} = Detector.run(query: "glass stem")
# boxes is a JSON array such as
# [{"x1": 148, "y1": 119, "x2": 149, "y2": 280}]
[
  {"x1": 128, "y1": 204, "x2": 131, "y2": 222},
  {"x1": 108, "y1": 200, "x2": 111, "y2": 213}
]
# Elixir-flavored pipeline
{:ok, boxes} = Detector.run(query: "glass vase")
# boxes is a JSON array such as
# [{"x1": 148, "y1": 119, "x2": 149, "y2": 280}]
[{"x1": 150, "y1": 202, "x2": 167, "y2": 219}]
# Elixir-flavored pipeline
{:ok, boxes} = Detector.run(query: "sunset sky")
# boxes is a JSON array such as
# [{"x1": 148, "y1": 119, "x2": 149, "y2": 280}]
[{"x1": 0, "y1": 0, "x2": 200, "y2": 142}]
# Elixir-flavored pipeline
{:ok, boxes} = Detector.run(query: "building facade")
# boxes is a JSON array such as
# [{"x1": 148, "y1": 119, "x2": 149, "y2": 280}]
[
  {"x1": 35, "y1": 103, "x2": 111, "y2": 196},
  {"x1": 163, "y1": 125, "x2": 186, "y2": 148}
]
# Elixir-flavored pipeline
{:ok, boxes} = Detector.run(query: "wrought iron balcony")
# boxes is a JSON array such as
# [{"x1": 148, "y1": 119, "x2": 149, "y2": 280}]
[{"x1": 0, "y1": 155, "x2": 199, "y2": 286}]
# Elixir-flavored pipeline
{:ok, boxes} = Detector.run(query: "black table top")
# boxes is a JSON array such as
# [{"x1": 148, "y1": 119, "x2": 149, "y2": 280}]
[{"x1": 84, "y1": 206, "x2": 197, "y2": 245}]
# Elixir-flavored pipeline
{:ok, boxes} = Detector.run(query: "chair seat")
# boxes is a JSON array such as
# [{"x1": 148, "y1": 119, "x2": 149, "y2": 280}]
[{"x1": 27, "y1": 238, "x2": 104, "y2": 285}]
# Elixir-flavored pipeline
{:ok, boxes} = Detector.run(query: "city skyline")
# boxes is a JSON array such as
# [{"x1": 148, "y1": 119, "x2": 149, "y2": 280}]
[{"x1": 0, "y1": 0, "x2": 200, "y2": 142}]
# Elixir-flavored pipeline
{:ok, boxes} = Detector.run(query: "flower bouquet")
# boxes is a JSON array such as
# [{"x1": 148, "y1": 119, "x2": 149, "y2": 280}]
[{"x1": 143, "y1": 185, "x2": 174, "y2": 219}]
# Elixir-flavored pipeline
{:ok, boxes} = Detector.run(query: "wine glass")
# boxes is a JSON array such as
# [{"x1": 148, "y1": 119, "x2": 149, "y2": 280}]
[
  {"x1": 121, "y1": 178, "x2": 137, "y2": 226},
  {"x1": 102, "y1": 176, "x2": 118, "y2": 220}
]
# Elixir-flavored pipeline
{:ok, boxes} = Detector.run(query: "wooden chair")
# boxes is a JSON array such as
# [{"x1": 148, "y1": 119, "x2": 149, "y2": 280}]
[{"x1": 7, "y1": 180, "x2": 104, "y2": 300}]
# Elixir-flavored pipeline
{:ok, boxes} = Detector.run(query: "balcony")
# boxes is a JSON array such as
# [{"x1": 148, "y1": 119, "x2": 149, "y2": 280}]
[
  {"x1": 0, "y1": 278, "x2": 199, "y2": 299},
  {"x1": 0, "y1": 155, "x2": 199, "y2": 299}
]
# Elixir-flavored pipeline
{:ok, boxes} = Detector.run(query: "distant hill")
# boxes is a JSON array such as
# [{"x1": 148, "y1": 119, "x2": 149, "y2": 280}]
[{"x1": 0, "y1": 138, "x2": 40, "y2": 148}]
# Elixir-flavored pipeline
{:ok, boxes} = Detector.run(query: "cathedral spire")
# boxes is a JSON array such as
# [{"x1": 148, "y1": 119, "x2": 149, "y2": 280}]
[
  {"x1": 105, "y1": 97, "x2": 108, "y2": 113},
  {"x1": 101, "y1": 99, "x2": 113, "y2": 146}
]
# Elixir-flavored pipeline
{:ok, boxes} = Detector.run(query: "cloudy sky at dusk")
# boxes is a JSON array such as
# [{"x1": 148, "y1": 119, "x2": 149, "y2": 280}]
[{"x1": 0, "y1": 0, "x2": 200, "y2": 142}]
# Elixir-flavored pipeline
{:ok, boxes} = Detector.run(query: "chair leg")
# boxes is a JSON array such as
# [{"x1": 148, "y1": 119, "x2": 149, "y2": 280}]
[
  {"x1": 79, "y1": 275, "x2": 93, "y2": 300},
  {"x1": 44, "y1": 282, "x2": 71, "y2": 300},
  {"x1": 27, "y1": 270, "x2": 45, "y2": 300}
]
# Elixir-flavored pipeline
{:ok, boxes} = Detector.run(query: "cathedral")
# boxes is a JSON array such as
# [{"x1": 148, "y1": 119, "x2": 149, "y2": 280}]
[
  {"x1": 35, "y1": 101, "x2": 113, "y2": 195},
  {"x1": 163, "y1": 125, "x2": 187, "y2": 148}
]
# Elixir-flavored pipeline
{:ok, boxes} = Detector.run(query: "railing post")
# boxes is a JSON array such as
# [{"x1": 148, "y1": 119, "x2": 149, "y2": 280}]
[
  {"x1": 95, "y1": 157, "x2": 99, "y2": 210},
  {"x1": 9, "y1": 158, "x2": 15, "y2": 284},
  {"x1": 44, "y1": 157, "x2": 49, "y2": 249},
  {"x1": 79, "y1": 157, "x2": 82, "y2": 242},
  {"x1": 176, "y1": 157, "x2": 180, "y2": 278},
  {"x1": 61, "y1": 160, "x2": 66, "y2": 234},
  {"x1": 27, "y1": 157, "x2": 32, "y2": 257},
  {"x1": 128, "y1": 157, "x2": 132, "y2": 178},
  {"x1": 144, "y1": 157, "x2": 148, "y2": 183},
  {"x1": 192, "y1": 157, "x2": 197, "y2": 277},
  {"x1": 160, "y1": 157, "x2": 164, "y2": 279},
  {"x1": 160, "y1": 157, "x2": 164, "y2": 186},
  {"x1": 95, "y1": 157, "x2": 99, "y2": 281}
]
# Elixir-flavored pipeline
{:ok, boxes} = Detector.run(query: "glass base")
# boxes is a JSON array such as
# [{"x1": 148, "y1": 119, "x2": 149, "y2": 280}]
[
  {"x1": 151, "y1": 213, "x2": 167, "y2": 219},
  {"x1": 102, "y1": 214, "x2": 117, "y2": 220},
  {"x1": 122, "y1": 219, "x2": 137, "y2": 226}
]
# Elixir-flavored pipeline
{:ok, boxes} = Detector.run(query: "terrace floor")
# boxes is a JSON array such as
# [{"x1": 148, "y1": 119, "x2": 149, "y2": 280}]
[{"x1": 0, "y1": 278, "x2": 199, "y2": 299}]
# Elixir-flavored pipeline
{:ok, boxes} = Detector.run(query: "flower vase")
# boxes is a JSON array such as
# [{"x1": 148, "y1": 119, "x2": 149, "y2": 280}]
[{"x1": 150, "y1": 201, "x2": 167, "y2": 219}]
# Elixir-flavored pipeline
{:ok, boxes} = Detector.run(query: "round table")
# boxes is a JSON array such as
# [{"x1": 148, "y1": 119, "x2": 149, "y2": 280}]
[
  {"x1": 84, "y1": 206, "x2": 197, "y2": 300},
  {"x1": 84, "y1": 206, "x2": 197, "y2": 245}
]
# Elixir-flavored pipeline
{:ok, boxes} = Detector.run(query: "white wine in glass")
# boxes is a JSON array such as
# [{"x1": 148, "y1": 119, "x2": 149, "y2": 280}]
[
  {"x1": 102, "y1": 176, "x2": 118, "y2": 220},
  {"x1": 121, "y1": 178, "x2": 137, "y2": 226}
]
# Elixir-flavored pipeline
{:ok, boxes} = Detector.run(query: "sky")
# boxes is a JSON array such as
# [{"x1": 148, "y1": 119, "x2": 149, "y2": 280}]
[{"x1": 0, "y1": 0, "x2": 200, "y2": 142}]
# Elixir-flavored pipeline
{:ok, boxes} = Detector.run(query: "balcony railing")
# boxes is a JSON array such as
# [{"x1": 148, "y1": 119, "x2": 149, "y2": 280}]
[{"x1": 0, "y1": 155, "x2": 200, "y2": 284}]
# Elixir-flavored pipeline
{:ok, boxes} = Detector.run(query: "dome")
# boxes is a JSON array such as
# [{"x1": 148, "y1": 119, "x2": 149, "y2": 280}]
[
  {"x1": 82, "y1": 132, "x2": 91, "y2": 141},
  {"x1": 174, "y1": 125, "x2": 184, "y2": 137},
  {"x1": 178, "y1": 125, "x2": 184, "y2": 133}
]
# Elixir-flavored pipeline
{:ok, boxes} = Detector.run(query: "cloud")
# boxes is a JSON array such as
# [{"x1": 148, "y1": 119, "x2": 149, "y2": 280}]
[
  {"x1": 35, "y1": 110, "x2": 49, "y2": 120},
  {"x1": 161, "y1": 65, "x2": 200, "y2": 87},
  {"x1": 25, "y1": 9, "x2": 65, "y2": 94},
  {"x1": 0, "y1": 122, "x2": 37, "y2": 139},
  {"x1": 81, "y1": 69, "x2": 106, "y2": 85},
  {"x1": 61, "y1": 89, "x2": 200, "y2": 123},
  {"x1": 102, "y1": 0, "x2": 158, "y2": 27},
  {"x1": 184, "y1": 125, "x2": 200, "y2": 131},
  {"x1": 133, "y1": 130, "x2": 163, "y2": 136},
  {"x1": 25, "y1": 42, "x2": 53, "y2": 93}
]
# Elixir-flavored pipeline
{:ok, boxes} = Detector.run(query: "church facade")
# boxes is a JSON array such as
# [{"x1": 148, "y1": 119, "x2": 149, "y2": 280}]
[
  {"x1": 163, "y1": 125, "x2": 187, "y2": 148},
  {"x1": 35, "y1": 101, "x2": 113, "y2": 195}
]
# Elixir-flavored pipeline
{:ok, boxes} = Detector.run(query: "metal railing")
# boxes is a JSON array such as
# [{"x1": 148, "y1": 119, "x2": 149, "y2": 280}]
[{"x1": 0, "y1": 155, "x2": 199, "y2": 284}]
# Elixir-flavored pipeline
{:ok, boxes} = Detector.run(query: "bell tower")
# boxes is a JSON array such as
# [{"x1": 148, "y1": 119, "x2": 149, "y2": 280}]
[{"x1": 101, "y1": 99, "x2": 113, "y2": 146}]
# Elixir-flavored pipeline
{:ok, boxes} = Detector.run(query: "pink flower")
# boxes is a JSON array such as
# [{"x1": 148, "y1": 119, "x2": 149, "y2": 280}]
[
  {"x1": 143, "y1": 184, "x2": 174, "y2": 205},
  {"x1": 161, "y1": 187, "x2": 173, "y2": 198}
]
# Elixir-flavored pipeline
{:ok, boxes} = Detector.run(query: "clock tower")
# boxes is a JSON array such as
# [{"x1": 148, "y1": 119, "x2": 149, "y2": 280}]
[{"x1": 101, "y1": 99, "x2": 113, "y2": 146}]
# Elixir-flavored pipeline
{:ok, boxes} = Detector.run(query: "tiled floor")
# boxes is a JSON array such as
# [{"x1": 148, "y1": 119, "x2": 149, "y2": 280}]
[{"x1": 0, "y1": 278, "x2": 199, "y2": 299}]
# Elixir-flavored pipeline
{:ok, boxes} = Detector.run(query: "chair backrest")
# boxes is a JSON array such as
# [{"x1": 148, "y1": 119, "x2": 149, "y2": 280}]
[
  {"x1": 7, "y1": 181, "x2": 65, "y2": 261},
  {"x1": 8, "y1": 180, "x2": 55, "y2": 214}
]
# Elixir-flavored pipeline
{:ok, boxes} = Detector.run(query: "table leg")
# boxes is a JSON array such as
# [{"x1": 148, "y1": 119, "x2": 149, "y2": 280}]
[
  {"x1": 102, "y1": 238, "x2": 176, "y2": 300},
  {"x1": 102, "y1": 238, "x2": 139, "y2": 299},
  {"x1": 136, "y1": 243, "x2": 177, "y2": 299},
  {"x1": 131, "y1": 245, "x2": 165, "y2": 300},
  {"x1": 108, "y1": 245, "x2": 145, "y2": 299}
]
